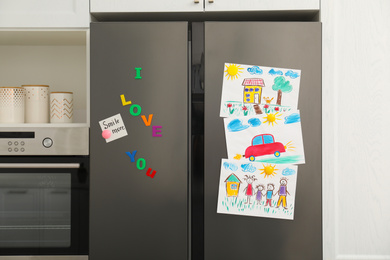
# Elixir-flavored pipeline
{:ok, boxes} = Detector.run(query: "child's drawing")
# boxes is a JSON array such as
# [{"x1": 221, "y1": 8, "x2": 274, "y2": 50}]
[
  {"x1": 224, "y1": 111, "x2": 305, "y2": 164},
  {"x1": 276, "y1": 177, "x2": 290, "y2": 209},
  {"x1": 217, "y1": 159, "x2": 298, "y2": 220},
  {"x1": 220, "y1": 63, "x2": 301, "y2": 117},
  {"x1": 254, "y1": 184, "x2": 265, "y2": 205},
  {"x1": 265, "y1": 184, "x2": 275, "y2": 207},
  {"x1": 243, "y1": 175, "x2": 257, "y2": 204},
  {"x1": 224, "y1": 173, "x2": 241, "y2": 197}
]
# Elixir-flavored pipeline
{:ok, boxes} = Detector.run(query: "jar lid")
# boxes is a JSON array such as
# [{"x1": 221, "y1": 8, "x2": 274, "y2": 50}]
[
  {"x1": 0, "y1": 86, "x2": 24, "y2": 89},
  {"x1": 51, "y1": 91, "x2": 73, "y2": 94},
  {"x1": 22, "y1": 85, "x2": 49, "y2": 87}
]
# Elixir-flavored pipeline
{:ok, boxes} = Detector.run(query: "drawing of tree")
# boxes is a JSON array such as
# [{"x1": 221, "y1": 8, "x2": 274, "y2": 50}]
[{"x1": 272, "y1": 76, "x2": 293, "y2": 106}]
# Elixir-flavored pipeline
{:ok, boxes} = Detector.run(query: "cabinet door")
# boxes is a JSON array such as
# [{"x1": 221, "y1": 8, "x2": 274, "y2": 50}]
[
  {"x1": 0, "y1": 0, "x2": 89, "y2": 28},
  {"x1": 205, "y1": 0, "x2": 319, "y2": 12},
  {"x1": 91, "y1": 0, "x2": 203, "y2": 13}
]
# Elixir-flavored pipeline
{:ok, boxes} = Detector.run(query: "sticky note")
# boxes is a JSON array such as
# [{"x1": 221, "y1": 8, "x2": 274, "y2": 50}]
[{"x1": 99, "y1": 114, "x2": 128, "y2": 143}]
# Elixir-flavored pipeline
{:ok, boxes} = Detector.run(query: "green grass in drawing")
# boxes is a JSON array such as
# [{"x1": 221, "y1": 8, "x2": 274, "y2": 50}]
[
  {"x1": 256, "y1": 155, "x2": 303, "y2": 164},
  {"x1": 221, "y1": 196, "x2": 293, "y2": 217}
]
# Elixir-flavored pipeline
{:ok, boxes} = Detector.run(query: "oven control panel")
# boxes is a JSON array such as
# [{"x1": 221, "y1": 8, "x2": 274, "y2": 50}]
[{"x1": 0, "y1": 127, "x2": 88, "y2": 155}]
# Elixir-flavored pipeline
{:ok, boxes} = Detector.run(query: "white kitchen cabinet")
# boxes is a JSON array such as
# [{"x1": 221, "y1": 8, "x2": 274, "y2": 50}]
[
  {"x1": 0, "y1": 0, "x2": 89, "y2": 28},
  {"x1": 90, "y1": 0, "x2": 204, "y2": 13},
  {"x1": 90, "y1": 0, "x2": 318, "y2": 13},
  {"x1": 0, "y1": 29, "x2": 89, "y2": 127},
  {"x1": 205, "y1": 0, "x2": 319, "y2": 12}
]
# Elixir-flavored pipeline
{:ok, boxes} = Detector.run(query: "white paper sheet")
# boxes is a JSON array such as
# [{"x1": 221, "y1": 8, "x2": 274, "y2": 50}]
[
  {"x1": 223, "y1": 111, "x2": 305, "y2": 164},
  {"x1": 220, "y1": 63, "x2": 301, "y2": 117}
]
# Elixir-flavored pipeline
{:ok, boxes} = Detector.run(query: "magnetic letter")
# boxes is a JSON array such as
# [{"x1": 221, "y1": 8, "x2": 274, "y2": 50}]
[
  {"x1": 126, "y1": 151, "x2": 137, "y2": 162},
  {"x1": 152, "y1": 126, "x2": 162, "y2": 137},
  {"x1": 136, "y1": 158, "x2": 146, "y2": 170},
  {"x1": 120, "y1": 94, "x2": 132, "y2": 106},
  {"x1": 146, "y1": 168, "x2": 157, "y2": 179},
  {"x1": 135, "y1": 68, "x2": 142, "y2": 79},
  {"x1": 141, "y1": 114, "x2": 153, "y2": 126},
  {"x1": 129, "y1": 104, "x2": 142, "y2": 116}
]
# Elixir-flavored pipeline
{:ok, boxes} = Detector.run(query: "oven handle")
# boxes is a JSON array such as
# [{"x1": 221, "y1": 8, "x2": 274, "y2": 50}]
[{"x1": 0, "y1": 163, "x2": 80, "y2": 169}]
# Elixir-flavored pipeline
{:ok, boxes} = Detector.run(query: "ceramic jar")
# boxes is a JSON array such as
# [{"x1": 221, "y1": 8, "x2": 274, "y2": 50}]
[
  {"x1": 0, "y1": 87, "x2": 25, "y2": 123},
  {"x1": 23, "y1": 85, "x2": 50, "y2": 123},
  {"x1": 50, "y1": 92, "x2": 73, "y2": 123}
]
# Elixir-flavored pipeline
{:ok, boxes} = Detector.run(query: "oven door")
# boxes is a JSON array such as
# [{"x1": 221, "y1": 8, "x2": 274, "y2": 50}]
[{"x1": 0, "y1": 157, "x2": 88, "y2": 256}]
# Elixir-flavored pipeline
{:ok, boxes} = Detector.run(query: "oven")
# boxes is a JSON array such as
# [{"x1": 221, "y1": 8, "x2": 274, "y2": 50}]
[{"x1": 0, "y1": 128, "x2": 89, "y2": 259}]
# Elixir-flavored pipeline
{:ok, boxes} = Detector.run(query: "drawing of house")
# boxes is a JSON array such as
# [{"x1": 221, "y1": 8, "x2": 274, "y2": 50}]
[
  {"x1": 225, "y1": 173, "x2": 242, "y2": 197},
  {"x1": 242, "y1": 78, "x2": 265, "y2": 104}
]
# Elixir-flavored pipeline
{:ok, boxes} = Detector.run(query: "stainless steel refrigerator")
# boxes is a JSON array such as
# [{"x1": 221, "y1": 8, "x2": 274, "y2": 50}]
[{"x1": 90, "y1": 22, "x2": 321, "y2": 260}]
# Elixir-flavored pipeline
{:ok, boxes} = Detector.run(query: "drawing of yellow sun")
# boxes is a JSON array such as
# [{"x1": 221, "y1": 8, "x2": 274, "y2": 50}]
[
  {"x1": 284, "y1": 141, "x2": 296, "y2": 152},
  {"x1": 224, "y1": 63, "x2": 243, "y2": 80},
  {"x1": 259, "y1": 164, "x2": 278, "y2": 178},
  {"x1": 263, "y1": 112, "x2": 282, "y2": 126}
]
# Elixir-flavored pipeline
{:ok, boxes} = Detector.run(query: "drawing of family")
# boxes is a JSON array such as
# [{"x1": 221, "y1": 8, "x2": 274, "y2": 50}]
[{"x1": 241, "y1": 175, "x2": 290, "y2": 209}]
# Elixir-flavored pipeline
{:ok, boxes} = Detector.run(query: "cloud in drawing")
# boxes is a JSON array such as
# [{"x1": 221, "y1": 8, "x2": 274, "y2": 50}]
[
  {"x1": 227, "y1": 119, "x2": 250, "y2": 132},
  {"x1": 285, "y1": 70, "x2": 300, "y2": 79},
  {"x1": 247, "y1": 66, "x2": 263, "y2": 75},
  {"x1": 268, "y1": 69, "x2": 283, "y2": 76},
  {"x1": 282, "y1": 168, "x2": 296, "y2": 176},
  {"x1": 241, "y1": 163, "x2": 257, "y2": 173},
  {"x1": 223, "y1": 162, "x2": 238, "y2": 171},
  {"x1": 284, "y1": 113, "x2": 300, "y2": 124},
  {"x1": 248, "y1": 117, "x2": 261, "y2": 127}
]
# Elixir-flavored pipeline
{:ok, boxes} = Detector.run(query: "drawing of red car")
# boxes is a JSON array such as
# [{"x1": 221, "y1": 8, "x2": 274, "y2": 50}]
[{"x1": 245, "y1": 134, "x2": 286, "y2": 161}]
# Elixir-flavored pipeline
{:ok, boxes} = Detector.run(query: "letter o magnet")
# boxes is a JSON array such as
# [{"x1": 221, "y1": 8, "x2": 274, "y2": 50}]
[
  {"x1": 130, "y1": 104, "x2": 142, "y2": 116},
  {"x1": 136, "y1": 158, "x2": 146, "y2": 170}
]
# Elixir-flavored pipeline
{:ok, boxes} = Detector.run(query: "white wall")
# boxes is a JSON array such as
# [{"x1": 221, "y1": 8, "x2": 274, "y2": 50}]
[{"x1": 322, "y1": 0, "x2": 390, "y2": 259}]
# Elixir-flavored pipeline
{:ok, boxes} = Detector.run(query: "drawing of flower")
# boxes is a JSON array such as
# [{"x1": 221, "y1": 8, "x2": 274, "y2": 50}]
[
  {"x1": 275, "y1": 107, "x2": 280, "y2": 111},
  {"x1": 227, "y1": 103, "x2": 235, "y2": 114},
  {"x1": 264, "y1": 104, "x2": 269, "y2": 113},
  {"x1": 242, "y1": 106, "x2": 248, "y2": 116}
]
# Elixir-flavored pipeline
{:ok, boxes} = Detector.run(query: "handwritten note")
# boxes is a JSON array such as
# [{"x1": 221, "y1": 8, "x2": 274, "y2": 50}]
[{"x1": 99, "y1": 113, "x2": 128, "y2": 143}]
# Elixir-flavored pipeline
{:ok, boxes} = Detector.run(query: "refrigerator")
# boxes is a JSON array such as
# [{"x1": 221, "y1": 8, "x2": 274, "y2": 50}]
[{"x1": 90, "y1": 22, "x2": 322, "y2": 260}]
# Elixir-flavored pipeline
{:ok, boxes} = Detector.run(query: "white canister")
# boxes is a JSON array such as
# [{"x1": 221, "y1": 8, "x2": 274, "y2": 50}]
[
  {"x1": 50, "y1": 92, "x2": 73, "y2": 123},
  {"x1": 23, "y1": 85, "x2": 50, "y2": 123},
  {"x1": 0, "y1": 87, "x2": 25, "y2": 123}
]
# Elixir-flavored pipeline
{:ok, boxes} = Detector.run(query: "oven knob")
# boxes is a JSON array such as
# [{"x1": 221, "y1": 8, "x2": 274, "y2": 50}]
[
  {"x1": 8, "y1": 141, "x2": 12, "y2": 146},
  {"x1": 42, "y1": 138, "x2": 53, "y2": 148}
]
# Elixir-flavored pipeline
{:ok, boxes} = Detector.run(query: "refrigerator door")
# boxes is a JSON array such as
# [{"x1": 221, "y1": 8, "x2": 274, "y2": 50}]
[
  {"x1": 90, "y1": 22, "x2": 188, "y2": 260},
  {"x1": 204, "y1": 22, "x2": 322, "y2": 259}
]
